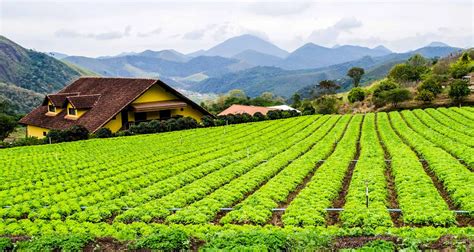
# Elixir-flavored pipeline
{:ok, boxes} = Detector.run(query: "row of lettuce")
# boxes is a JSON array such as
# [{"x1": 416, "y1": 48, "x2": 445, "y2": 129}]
[
  {"x1": 1, "y1": 220, "x2": 473, "y2": 251},
  {"x1": 0, "y1": 107, "x2": 472, "y2": 228}
]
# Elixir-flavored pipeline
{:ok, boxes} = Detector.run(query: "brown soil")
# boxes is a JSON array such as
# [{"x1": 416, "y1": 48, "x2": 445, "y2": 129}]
[
  {"x1": 270, "y1": 160, "x2": 325, "y2": 226},
  {"x1": 332, "y1": 235, "x2": 401, "y2": 249},
  {"x1": 326, "y1": 116, "x2": 364, "y2": 226},
  {"x1": 376, "y1": 114, "x2": 404, "y2": 227},
  {"x1": 83, "y1": 237, "x2": 130, "y2": 252}
]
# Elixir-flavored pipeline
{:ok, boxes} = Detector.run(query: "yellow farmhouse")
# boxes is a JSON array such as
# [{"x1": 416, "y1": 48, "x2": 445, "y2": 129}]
[{"x1": 20, "y1": 77, "x2": 213, "y2": 138}]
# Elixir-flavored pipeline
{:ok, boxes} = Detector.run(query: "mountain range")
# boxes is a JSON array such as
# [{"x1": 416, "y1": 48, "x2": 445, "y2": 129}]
[
  {"x1": 57, "y1": 34, "x2": 462, "y2": 96},
  {"x1": 0, "y1": 34, "x2": 464, "y2": 114}
]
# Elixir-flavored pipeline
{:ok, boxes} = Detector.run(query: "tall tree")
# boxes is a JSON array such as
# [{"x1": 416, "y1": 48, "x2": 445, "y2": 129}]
[
  {"x1": 316, "y1": 80, "x2": 340, "y2": 96},
  {"x1": 291, "y1": 93, "x2": 301, "y2": 108},
  {"x1": 347, "y1": 67, "x2": 365, "y2": 87}
]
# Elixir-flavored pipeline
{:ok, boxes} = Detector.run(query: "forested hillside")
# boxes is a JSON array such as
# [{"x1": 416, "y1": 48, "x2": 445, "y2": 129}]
[{"x1": 0, "y1": 36, "x2": 82, "y2": 93}]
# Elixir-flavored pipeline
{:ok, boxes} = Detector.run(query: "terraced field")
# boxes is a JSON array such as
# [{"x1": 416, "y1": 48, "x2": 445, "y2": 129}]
[{"x1": 0, "y1": 107, "x2": 473, "y2": 250}]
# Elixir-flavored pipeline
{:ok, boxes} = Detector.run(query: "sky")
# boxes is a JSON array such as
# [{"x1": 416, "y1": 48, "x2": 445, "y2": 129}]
[{"x1": 1, "y1": 0, "x2": 472, "y2": 57}]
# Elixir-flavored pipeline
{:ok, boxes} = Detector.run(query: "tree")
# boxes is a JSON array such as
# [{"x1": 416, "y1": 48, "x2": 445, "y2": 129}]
[
  {"x1": 373, "y1": 79, "x2": 398, "y2": 99},
  {"x1": 291, "y1": 93, "x2": 302, "y2": 108},
  {"x1": 383, "y1": 88, "x2": 411, "y2": 107},
  {"x1": 315, "y1": 80, "x2": 340, "y2": 96},
  {"x1": 300, "y1": 100, "x2": 315, "y2": 115},
  {"x1": 347, "y1": 67, "x2": 365, "y2": 87},
  {"x1": 0, "y1": 114, "x2": 17, "y2": 141},
  {"x1": 417, "y1": 77, "x2": 442, "y2": 97},
  {"x1": 314, "y1": 96, "x2": 339, "y2": 114},
  {"x1": 416, "y1": 90, "x2": 435, "y2": 103},
  {"x1": 347, "y1": 87, "x2": 366, "y2": 103},
  {"x1": 388, "y1": 64, "x2": 417, "y2": 83},
  {"x1": 448, "y1": 80, "x2": 470, "y2": 103},
  {"x1": 450, "y1": 52, "x2": 472, "y2": 79}
]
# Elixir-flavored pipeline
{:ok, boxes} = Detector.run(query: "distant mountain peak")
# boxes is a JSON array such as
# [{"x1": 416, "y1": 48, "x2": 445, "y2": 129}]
[
  {"x1": 195, "y1": 34, "x2": 289, "y2": 59},
  {"x1": 426, "y1": 41, "x2": 451, "y2": 47},
  {"x1": 372, "y1": 45, "x2": 392, "y2": 53}
]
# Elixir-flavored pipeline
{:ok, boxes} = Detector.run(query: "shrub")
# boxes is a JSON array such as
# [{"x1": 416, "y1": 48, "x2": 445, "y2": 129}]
[
  {"x1": 95, "y1": 128, "x2": 113, "y2": 138},
  {"x1": 10, "y1": 136, "x2": 44, "y2": 147},
  {"x1": 67, "y1": 125, "x2": 90, "y2": 142},
  {"x1": 314, "y1": 96, "x2": 338, "y2": 114},
  {"x1": 448, "y1": 79, "x2": 470, "y2": 102},
  {"x1": 347, "y1": 87, "x2": 366, "y2": 103},
  {"x1": 201, "y1": 115, "x2": 215, "y2": 127},
  {"x1": 383, "y1": 88, "x2": 411, "y2": 107},
  {"x1": 417, "y1": 77, "x2": 442, "y2": 96},
  {"x1": 0, "y1": 113, "x2": 17, "y2": 141},
  {"x1": 252, "y1": 112, "x2": 266, "y2": 121},
  {"x1": 416, "y1": 90, "x2": 435, "y2": 103},
  {"x1": 267, "y1": 110, "x2": 282, "y2": 120},
  {"x1": 241, "y1": 113, "x2": 253, "y2": 123},
  {"x1": 373, "y1": 79, "x2": 398, "y2": 98}
]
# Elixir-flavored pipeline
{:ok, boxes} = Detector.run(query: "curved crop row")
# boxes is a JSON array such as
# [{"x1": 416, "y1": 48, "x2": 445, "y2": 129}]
[
  {"x1": 282, "y1": 115, "x2": 363, "y2": 226},
  {"x1": 377, "y1": 113, "x2": 454, "y2": 226},
  {"x1": 412, "y1": 109, "x2": 474, "y2": 147},
  {"x1": 340, "y1": 113, "x2": 392, "y2": 228},
  {"x1": 452, "y1": 107, "x2": 474, "y2": 120},
  {"x1": 400, "y1": 110, "x2": 474, "y2": 168},
  {"x1": 389, "y1": 112, "x2": 474, "y2": 215},
  {"x1": 424, "y1": 108, "x2": 474, "y2": 137},
  {"x1": 437, "y1": 108, "x2": 474, "y2": 128},
  {"x1": 220, "y1": 115, "x2": 352, "y2": 225}
]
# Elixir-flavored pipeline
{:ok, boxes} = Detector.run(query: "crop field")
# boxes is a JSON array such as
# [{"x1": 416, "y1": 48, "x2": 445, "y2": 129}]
[{"x1": 0, "y1": 107, "x2": 473, "y2": 250}]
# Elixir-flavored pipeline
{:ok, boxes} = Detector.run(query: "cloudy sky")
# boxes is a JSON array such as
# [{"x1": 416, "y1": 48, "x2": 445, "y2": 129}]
[{"x1": 1, "y1": 0, "x2": 472, "y2": 57}]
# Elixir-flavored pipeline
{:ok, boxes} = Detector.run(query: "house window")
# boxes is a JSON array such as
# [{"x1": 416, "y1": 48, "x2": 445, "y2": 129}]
[
  {"x1": 180, "y1": 108, "x2": 184, "y2": 111},
  {"x1": 48, "y1": 105, "x2": 56, "y2": 112},
  {"x1": 160, "y1": 110, "x2": 171, "y2": 119},
  {"x1": 43, "y1": 132, "x2": 47, "y2": 136},
  {"x1": 68, "y1": 108, "x2": 77, "y2": 115}
]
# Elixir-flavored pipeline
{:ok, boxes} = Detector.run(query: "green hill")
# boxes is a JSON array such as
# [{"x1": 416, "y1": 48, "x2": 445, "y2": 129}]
[
  {"x1": 0, "y1": 35, "x2": 82, "y2": 93},
  {"x1": 0, "y1": 82, "x2": 44, "y2": 114}
]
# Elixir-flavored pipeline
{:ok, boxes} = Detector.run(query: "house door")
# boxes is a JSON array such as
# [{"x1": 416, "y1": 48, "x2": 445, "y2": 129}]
[{"x1": 121, "y1": 110, "x2": 129, "y2": 129}]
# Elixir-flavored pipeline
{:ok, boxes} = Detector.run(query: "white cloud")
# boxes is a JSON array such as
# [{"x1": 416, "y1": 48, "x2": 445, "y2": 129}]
[
  {"x1": 1, "y1": 1, "x2": 471, "y2": 56},
  {"x1": 307, "y1": 17, "x2": 363, "y2": 46},
  {"x1": 54, "y1": 26, "x2": 132, "y2": 40},
  {"x1": 137, "y1": 28, "x2": 162, "y2": 38},
  {"x1": 246, "y1": 2, "x2": 313, "y2": 16}
]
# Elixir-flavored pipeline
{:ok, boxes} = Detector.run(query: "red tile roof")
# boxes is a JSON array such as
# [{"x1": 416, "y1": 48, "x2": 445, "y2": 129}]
[
  {"x1": 218, "y1": 104, "x2": 276, "y2": 116},
  {"x1": 20, "y1": 77, "x2": 213, "y2": 133}
]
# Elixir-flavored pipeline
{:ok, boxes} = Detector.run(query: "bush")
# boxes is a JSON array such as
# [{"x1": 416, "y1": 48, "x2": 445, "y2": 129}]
[
  {"x1": 95, "y1": 128, "x2": 113, "y2": 138},
  {"x1": 347, "y1": 87, "x2": 366, "y2": 103},
  {"x1": 252, "y1": 112, "x2": 266, "y2": 121},
  {"x1": 267, "y1": 110, "x2": 282, "y2": 120},
  {"x1": 416, "y1": 90, "x2": 435, "y2": 103},
  {"x1": 314, "y1": 96, "x2": 338, "y2": 114},
  {"x1": 418, "y1": 77, "x2": 442, "y2": 96},
  {"x1": 201, "y1": 115, "x2": 215, "y2": 127},
  {"x1": 45, "y1": 125, "x2": 89, "y2": 143},
  {"x1": 0, "y1": 113, "x2": 17, "y2": 141},
  {"x1": 373, "y1": 79, "x2": 398, "y2": 98},
  {"x1": 448, "y1": 79, "x2": 470, "y2": 102},
  {"x1": 383, "y1": 88, "x2": 412, "y2": 107},
  {"x1": 10, "y1": 136, "x2": 44, "y2": 147}
]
